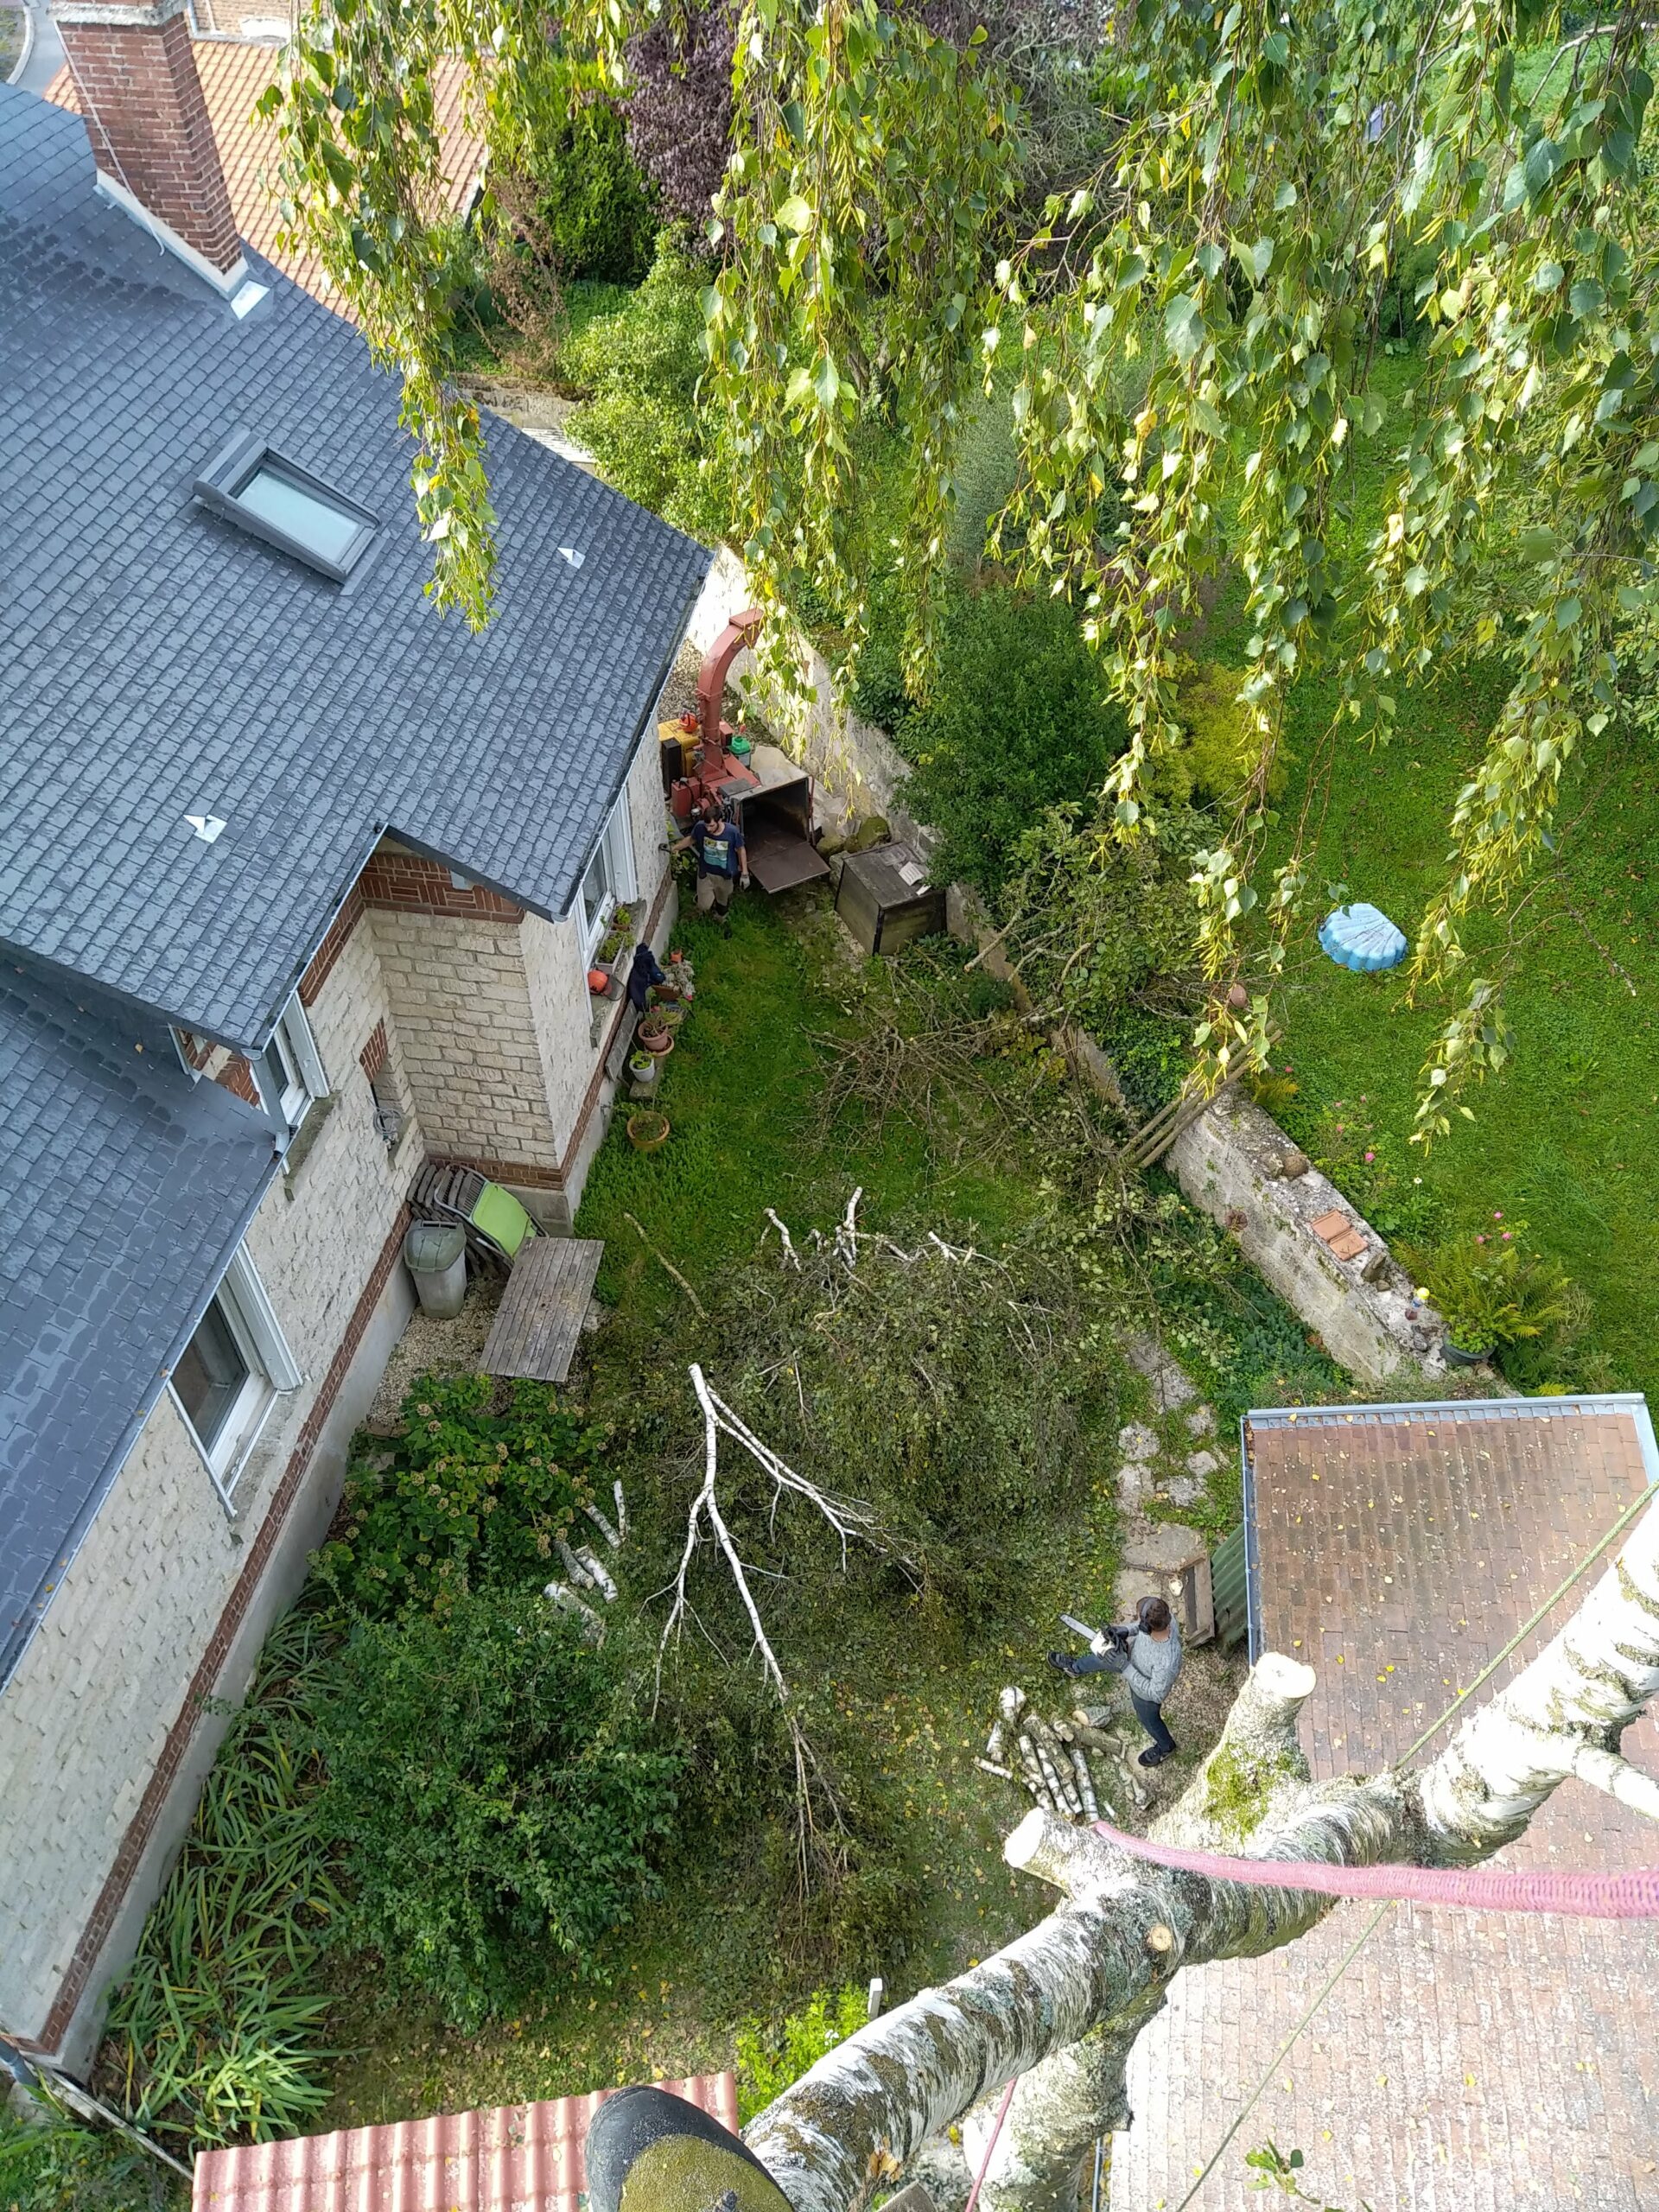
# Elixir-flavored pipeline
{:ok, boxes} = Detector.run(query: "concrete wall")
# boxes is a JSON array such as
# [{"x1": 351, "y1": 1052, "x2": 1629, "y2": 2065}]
[
  {"x1": 0, "y1": 912, "x2": 415, "y2": 2060},
  {"x1": 685, "y1": 548, "x2": 937, "y2": 857},
  {"x1": 1167, "y1": 1092, "x2": 1446, "y2": 1387}
]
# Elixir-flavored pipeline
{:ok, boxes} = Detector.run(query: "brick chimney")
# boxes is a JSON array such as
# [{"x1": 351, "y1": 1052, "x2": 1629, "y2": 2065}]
[{"x1": 53, "y1": 0, "x2": 245, "y2": 285}]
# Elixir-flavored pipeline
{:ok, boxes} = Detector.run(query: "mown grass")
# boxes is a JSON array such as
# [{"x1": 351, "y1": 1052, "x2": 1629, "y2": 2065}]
[
  {"x1": 1202, "y1": 353, "x2": 1659, "y2": 1397},
  {"x1": 318, "y1": 880, "x2": 1288, "y2": 2133}
]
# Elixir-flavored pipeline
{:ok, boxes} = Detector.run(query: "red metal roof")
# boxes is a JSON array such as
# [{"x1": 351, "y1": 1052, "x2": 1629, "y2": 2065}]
[{"x1": 192, "y1": 2071, "x2": 740, "y2": 2212}]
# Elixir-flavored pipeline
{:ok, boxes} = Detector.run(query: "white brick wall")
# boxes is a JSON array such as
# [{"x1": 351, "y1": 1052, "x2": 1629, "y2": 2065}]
[
  {"x1": 369, "y1": 911, "x2": 563, "y2": 1171},
  {"x1": 0, "y1": 915, "x2": 416, "y2": 2052},
  {"x1": 520, "y1": 734, "x2": 674, "y2": 1212}
]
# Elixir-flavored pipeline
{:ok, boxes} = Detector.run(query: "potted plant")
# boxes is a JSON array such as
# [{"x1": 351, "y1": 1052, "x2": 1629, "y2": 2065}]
[
  {"x1": 627, "y1": 1109, "x2": 671, "y2": 1153},
  {"x1": 637, "y1": 1011, "x2": 675, "y2": 1058},
  {"x1": 1407, "y1": 1221, "x2": 1571, "y2": 1369},
  {"x1": 627, "y1": 1049, "x2": 661, "y2": 1101}
]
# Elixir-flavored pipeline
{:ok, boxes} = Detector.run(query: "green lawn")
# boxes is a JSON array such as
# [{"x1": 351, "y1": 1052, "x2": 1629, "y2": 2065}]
[{"x1": 1224, "y1": 360, "x2": 1659, "y2": 1397}]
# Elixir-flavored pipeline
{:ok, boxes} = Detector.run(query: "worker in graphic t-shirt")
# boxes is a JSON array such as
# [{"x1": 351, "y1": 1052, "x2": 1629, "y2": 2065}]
[{"x1": 674, "y1": 800, "x2": 749, "y2": 918}]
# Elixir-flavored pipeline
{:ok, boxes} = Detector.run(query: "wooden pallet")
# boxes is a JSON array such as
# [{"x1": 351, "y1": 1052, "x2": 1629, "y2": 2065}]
[{"x1": 480, "y1": 1237, "x2": 605, "y2": 1384}]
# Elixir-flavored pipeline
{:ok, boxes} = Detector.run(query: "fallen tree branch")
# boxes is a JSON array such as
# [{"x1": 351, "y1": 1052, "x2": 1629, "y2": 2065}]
[{"x1": 623, "y1": 1210, "x2": 707, "y2": 1317}]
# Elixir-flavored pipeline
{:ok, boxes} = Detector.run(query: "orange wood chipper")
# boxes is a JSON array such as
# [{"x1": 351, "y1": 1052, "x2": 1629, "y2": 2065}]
[{"x1": 660, "y1": 609, "x2": 830, "y2": 894}]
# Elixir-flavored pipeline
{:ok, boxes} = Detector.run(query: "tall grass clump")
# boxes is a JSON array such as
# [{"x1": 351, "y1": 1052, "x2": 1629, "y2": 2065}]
[{"x1": 99, "y1": 1605, "x2": 340, "y2": 2151}]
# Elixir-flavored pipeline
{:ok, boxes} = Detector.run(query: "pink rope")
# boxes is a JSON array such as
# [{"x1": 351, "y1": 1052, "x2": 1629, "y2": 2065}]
[
  {"x1": 1090, "y1": 1819, "x2": 1659, "y2": 1917},
  {"x1": 963, "y1": 2075, "x2": 1019, "y2": 2212}
]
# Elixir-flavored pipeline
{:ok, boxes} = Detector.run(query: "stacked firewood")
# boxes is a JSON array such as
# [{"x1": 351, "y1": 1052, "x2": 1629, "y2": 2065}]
[{"x1": 976, "y1": 1685, "x2": 1150, "y2": 1820}]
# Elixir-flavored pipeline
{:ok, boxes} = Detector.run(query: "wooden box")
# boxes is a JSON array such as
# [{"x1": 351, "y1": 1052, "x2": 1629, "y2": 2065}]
[{"x1": 835, "y1": 843, "x2": 944, "y2": 957}]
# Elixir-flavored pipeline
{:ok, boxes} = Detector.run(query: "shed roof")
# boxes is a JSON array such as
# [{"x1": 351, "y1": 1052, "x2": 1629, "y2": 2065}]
[
  {"x1": 43, "y1": 43, "x2": 486, "y2": 310},
  {"x1": 1110, "y1": 1395, "x2": 1659, "y2": 2212},
  {"x1": 0, "y1": 84, "x2": 709, "y2": 1054},
  {"x1": 0, "y1": 957, "x2": 276, "y2": 1683},
  {"x1": 190, "y1": 2071, "x2": 741, "y2": 2212}
]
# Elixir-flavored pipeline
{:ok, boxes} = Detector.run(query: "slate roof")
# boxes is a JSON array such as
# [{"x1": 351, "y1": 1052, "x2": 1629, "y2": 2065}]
[
  {"x1": 0, "y1": 957, "x2": 277, "y2": 1684},
  {"x1": 0, "y1": 82, "x2": 710, "y2": 1052},
  {"x1": 1112, "y1": 1396, "x2": 1659, "y2": 2212},
  {"x1": 44, "y1": 43, "x2": 486, "y2": 309}
]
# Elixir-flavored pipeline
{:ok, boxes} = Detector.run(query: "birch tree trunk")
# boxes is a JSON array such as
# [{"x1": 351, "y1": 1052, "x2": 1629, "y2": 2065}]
[{"x1": 743, "y1": 1502, "x2": 1659, "y2": 2212}]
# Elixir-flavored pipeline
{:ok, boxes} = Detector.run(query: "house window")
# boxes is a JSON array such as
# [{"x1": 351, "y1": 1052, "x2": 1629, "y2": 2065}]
[
  {"x1": 171, "y1": 1249, "x2": 301, "y2": 1496},
  {"x1": 193, "y1": 432, "x2": 379, "y2": 582},
  {"x1": 255, "y1": 995, "x2": 327, "y2": 1141},
  {"x1": 576, "y1": 799, "x2": 637, "y2": 959}
]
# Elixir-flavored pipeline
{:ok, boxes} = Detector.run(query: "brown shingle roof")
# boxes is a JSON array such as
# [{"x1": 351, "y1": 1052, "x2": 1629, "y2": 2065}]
[
  {"x1": 44, "y1": 41, "x2": 485, "y2": 309},
  {"x1": 191, "y1": 2071, "x2": 740, "y2": 2212},
  {"x1": 1110, "y1": 1396, "x2": 1659, "y2": 2212}
]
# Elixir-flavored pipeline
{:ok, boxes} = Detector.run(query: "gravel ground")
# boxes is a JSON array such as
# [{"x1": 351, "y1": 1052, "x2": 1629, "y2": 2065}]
[{"x1": 366, "y1": 1273, "x2": 505, "y2": 1428}]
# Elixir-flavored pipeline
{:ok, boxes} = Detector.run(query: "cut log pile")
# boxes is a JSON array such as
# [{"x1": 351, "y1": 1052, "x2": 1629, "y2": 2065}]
[{"x1": 985, "y1": 1684, "x2": 1150, "y2": 1821}]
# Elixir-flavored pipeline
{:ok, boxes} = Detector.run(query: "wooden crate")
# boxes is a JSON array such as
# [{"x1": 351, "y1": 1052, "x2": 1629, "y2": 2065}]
[{"x1": 835, "y1": 843, "x2": 944, "y2": 956}]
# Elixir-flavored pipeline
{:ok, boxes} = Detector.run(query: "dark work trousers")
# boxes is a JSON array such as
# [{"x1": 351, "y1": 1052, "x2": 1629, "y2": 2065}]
[{"x1": 1130, "y1": 1690, "x2": 1177, "y2": 1757}]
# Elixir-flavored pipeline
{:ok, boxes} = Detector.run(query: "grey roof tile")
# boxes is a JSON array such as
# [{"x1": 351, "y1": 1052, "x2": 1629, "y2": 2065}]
[
  {"x1": 0, "y1": 84, "x2": 710, "y2": 1053},
  {"x1": 0, "y1": 957, "x2": 276, "y2": 1683},
  {"x1": 0, "y1": 84, "x2": 711, "y2": 1681}
]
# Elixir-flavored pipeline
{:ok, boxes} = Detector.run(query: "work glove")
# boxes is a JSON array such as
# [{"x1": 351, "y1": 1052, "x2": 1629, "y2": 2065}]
[
  {"x1": 1089, "y1": 1631, "x2": 1110, "y2": 1656},
  {"x1": 740, "y1": 872, "x2": 751, "y2": 891}
]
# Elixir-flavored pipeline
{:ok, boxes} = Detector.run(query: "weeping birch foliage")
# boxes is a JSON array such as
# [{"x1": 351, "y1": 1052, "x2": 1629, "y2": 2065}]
[{"x1": 264, "y1": 0, "x2": 1659, "y2": 1130}]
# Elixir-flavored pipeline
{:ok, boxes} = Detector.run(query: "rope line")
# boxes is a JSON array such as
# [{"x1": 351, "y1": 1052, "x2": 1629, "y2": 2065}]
[
  {"x1": 963, "y1": 2076, "x2": 1019, "y2": 2212},
  {"x1": 1088, "y1": 1821, "x2": 1659, "y2": 1915},
  {"x1": 1170, "y1": 1903, "x2": 1393, "y2": 2212}
]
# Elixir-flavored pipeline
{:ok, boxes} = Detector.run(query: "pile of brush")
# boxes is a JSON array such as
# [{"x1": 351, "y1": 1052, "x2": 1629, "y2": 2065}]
[{"x1": 977, "y1": 1685, "x2": 1150, "y2": 1821}]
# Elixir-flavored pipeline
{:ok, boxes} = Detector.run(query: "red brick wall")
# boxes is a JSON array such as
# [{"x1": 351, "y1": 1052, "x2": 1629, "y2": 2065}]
[
  {"x1": 214, "y1": 1054, "x2": 259, "y2": 1107},
  {"x1": 56, "y1": 4, "x2": 242, "y2": 275},
  {"x1": 38, "y1": 1206, "x2": 410, "y2": 2055},
  {"x1": 359, "y1": 1019, "x2": 390, "y2": 1082},
  {"x1": 298, "y1": 885, "x2": 365, "y2": 1007},
  {"x1": 359, "y1": 849, "x2": 525, "y2": 922}
]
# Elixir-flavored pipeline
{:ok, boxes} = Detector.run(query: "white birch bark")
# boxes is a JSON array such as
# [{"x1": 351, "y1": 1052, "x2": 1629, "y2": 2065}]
[{"x1": 743, "y1": 1505, "x2": 1659, "y2": 2212}]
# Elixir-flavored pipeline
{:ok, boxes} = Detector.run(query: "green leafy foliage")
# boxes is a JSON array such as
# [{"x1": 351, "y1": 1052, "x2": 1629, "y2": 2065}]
[
  {"x1": 734, "y1": 1985, "x2": 869, "y2": 2123},
  {"x1": 0, "y1": 2102, "x2": 175, "y2": 2212},
  {"x1": 529, "y1": 100, "x2": 659, "y2": 282},
  {"x1": 899, "y1": 589, "x2": 1132, "y2": 894},
  {"x1": 313, "y1": 1591, "x2": 683, "y2": 2031},
  {"x1": 1245, "y1": 2139, "x2": 1356, "y2": 2208},
  {"x1": 1304, "y1": 1098, "x2": 1446, "y2": 1248},
  {"x1": 1165, "y1": 659, "x2": 1287, "y2": 810},
  {"x1": 1403, "y1": 1219, "x2": 1573, "y2": 1358},
  {"x1": 996, "y1": 798, "x2": 1203, "y2": 1048},
  {"x1": 315, "y1": 1374, "x2": 607, "y2": 1619},
  {"x1": 99, "y1": 1608, "x2": 340, "y2": 2151},
  {"x1": 563, "y1": 238, "x2": 731, "y2": 536}
]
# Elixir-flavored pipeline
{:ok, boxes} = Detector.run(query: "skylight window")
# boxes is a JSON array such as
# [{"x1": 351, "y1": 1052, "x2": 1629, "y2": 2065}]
[{"x1": 194, "y1": 431, "x2": 378, "y2": 582}]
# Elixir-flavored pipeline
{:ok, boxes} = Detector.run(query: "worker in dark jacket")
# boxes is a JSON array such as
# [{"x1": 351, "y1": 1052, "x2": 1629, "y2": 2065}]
[{"x1": 1049, "y1": 1595, "x2": 1183, "y2": 1767}]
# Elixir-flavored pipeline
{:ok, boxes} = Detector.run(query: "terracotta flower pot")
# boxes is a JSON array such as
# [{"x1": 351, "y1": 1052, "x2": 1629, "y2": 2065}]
[{"x1": 627, "y1": 1111, "x2": 671, "y2": 1153}]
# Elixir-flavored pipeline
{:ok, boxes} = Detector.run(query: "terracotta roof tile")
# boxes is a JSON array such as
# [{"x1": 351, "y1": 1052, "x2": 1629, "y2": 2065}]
[
  {"x1": 1109, "y1": 1396, "x2": 1659, "y2": 2212},
  {"x1": 43, "y1": 41, "x2": 486, "y2": 309},
  {"x1": 192, "y1": 2071, "x2": 740, "y2": 2212}
]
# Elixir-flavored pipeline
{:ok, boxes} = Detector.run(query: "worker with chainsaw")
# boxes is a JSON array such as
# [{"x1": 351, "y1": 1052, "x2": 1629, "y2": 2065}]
[
  {"x1": 674, "y1": 799, "x2": 749, "y2": 918},
  {"x1": 1048, "y1": 1595, "x2": 1182, "y2": 1767}
]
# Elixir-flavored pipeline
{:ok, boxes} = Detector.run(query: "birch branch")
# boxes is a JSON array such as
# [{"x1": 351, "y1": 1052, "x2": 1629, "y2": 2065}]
[
  {"x1": 1566, "y1": 1743, "x2": 1659, "y2": 1822},
  {"x1": 745, "y1": 1504, "x2": 1659, "y2": 2212}
]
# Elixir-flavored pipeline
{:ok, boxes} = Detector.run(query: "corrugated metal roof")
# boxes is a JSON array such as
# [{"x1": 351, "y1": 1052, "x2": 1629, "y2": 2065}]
[{"x1": 193, "y1": 2072, "x2": 740, "y2": 2212}]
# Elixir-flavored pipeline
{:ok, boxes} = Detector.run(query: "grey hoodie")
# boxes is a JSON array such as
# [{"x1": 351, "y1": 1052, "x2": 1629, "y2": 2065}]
[{"x1": 1126, "y1": 1622, "x2": 1182, "y2": 1706}]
